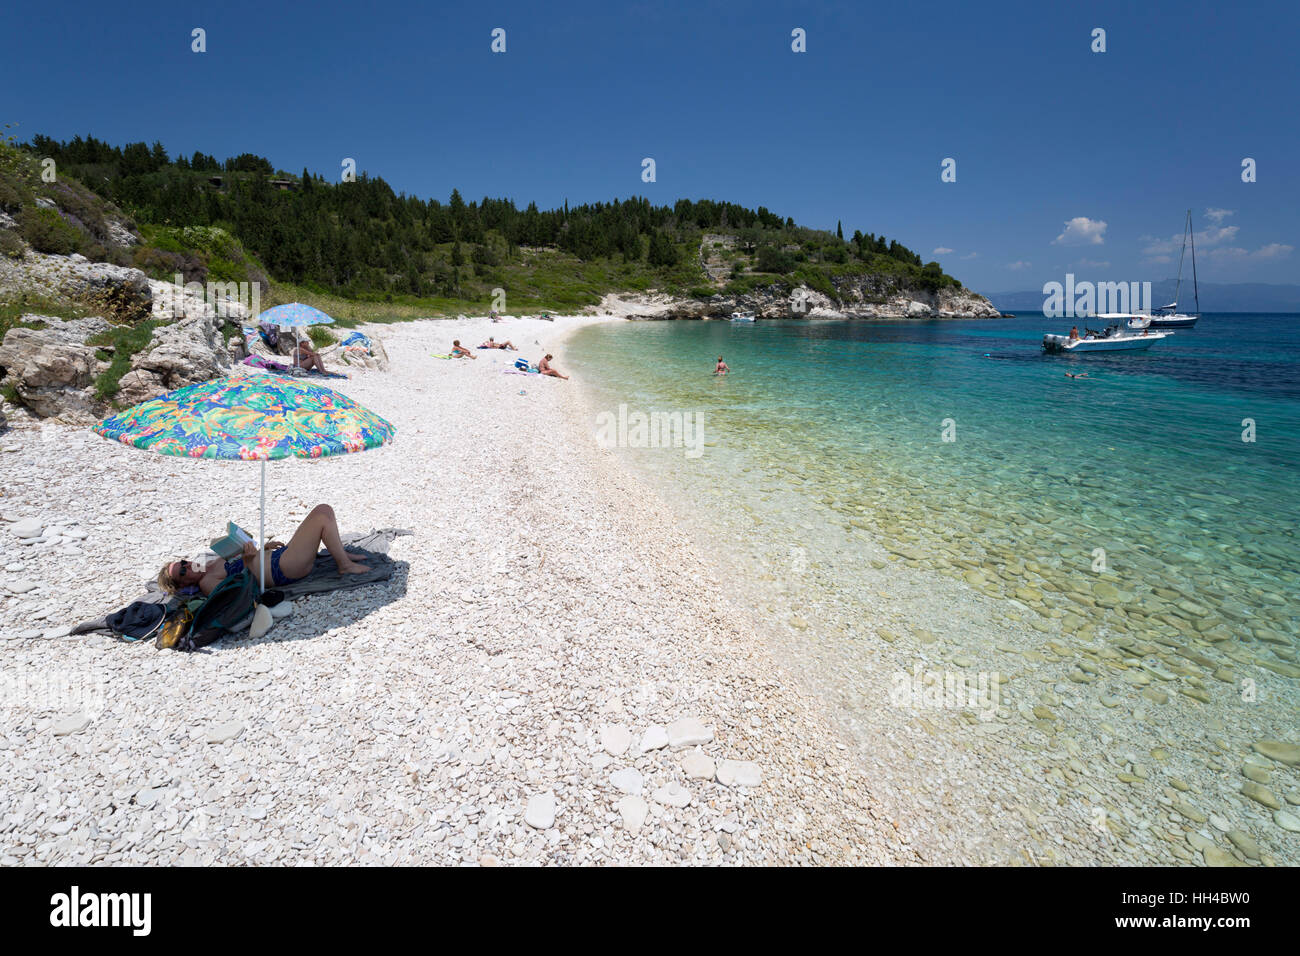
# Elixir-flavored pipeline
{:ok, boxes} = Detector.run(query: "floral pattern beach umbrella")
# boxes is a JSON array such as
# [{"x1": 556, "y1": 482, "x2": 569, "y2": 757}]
[{"x1": 92, "y1": 373, "x2": 395, "y2": 587}]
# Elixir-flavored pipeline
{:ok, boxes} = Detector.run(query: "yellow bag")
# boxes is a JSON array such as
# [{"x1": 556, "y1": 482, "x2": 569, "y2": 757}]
[{"x1": 155, "y1": 606, "x2": 194, "y2": 650}]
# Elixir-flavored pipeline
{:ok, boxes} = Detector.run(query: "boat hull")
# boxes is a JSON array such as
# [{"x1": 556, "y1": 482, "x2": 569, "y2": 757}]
[
  {"x1": 1148, "y1": 314, "x2": 1198, "y2": 329},
  {"x1": 1043, "y1": 333, "x2": 1167, "y2": 353}
]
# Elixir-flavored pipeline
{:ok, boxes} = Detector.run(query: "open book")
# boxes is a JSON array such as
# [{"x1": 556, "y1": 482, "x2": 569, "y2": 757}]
[{"x1": 210, "y1": 522, "x2": 254, "y2": 561}]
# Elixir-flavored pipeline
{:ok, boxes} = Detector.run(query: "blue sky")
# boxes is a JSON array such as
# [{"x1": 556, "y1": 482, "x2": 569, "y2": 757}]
[{"x1": 4, "y1": 0, "x2": 1297, "y2": 294}]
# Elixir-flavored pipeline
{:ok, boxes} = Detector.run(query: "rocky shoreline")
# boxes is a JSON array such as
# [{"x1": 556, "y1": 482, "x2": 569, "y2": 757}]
[{"x1": 594, "y1": 282, "x2": 1002, "y2": 322}]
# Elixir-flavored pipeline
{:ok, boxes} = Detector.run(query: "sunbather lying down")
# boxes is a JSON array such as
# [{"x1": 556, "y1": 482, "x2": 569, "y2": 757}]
[
  {"x1": 159, "y1": 504, "x2": 369, "y2": 596},
  {"x1": 479, "y1": 337, "x2": 516, "y2": 350}
]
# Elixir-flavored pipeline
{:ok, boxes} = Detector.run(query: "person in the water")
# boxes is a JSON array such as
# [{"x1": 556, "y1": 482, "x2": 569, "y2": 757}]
[
  {"x1": 715, "y1": 356, "x2": 729, "y2": 375},
  {"x1": 1065, "y1": 372, "x2": 1090, "y2": 379}
]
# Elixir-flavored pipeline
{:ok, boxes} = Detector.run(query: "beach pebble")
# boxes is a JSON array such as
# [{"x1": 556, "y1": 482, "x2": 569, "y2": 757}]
[
  {"x1": 609, "y1": 768, "x2": 643, "y2": 795},
  {"x1": 652, "y1": 782, "x2": 693, "y2": 808},
  {"x1": 6, "y1": 580, "x2": 36, "y2": 594},
  {"x1": 666, "y1": 717, "x2": 712, "y2": 750},
  {"x1": 617, "y1": 795, "x2": 648, "y2": 832},
  {"x1": 52, "y1": 713, "x2": 91, "y2": 736},
  {"x1": 599, "y1": 724, "x2": 631, "y2": 756},
  {"x1": 681, "y1": 750, "x2": 715, "y2": 780},
  {"x1": 1226, "y1": 829, "x2": 1260, "y2": 861},
  {"x1": 205, "y1": 721, "x2": 245, "y2": 744},
  {"x1": 524, "y1": 792, "x2": 556, "y2": 830},
  {"x1": 1241, "y1": 782, "x2": 1282, "y2": 810},
  {"x1": 1203, "y1": 847, "x2": 1246, "y2": 867},
  {"x1": 1252, "y1": 740, "x2": 1300, "y2": 766},
  {"x1": 638, "y1": 725, "x2": 669, "y2": 752},
  {"x1": 1272, "y1": 809, "x2": 1300, "y2": 833},
  {"x1": 716, "y1": 760, "x2": 763, "y2": 788},
  {"x1": 11, "y1": 519, "x2": 43, "y2": 538}
]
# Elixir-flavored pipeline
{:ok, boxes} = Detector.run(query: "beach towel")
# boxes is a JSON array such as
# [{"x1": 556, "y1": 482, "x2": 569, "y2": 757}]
[{"x1": 340, "y1": 332, "x2": 371, "y2": 348}]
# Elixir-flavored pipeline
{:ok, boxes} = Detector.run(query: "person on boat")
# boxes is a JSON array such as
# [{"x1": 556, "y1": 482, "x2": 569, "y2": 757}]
[
  {"x1": 480, "y1": 337, "x2": 517, "y2": 350},
  {"x1": 1069, "y1": 326, "x2": 1080, "y2": 341},
  {"x1": 538, "y1": 354, "x2": 568, "y2": 379},
  {"x1": 451, "y1": 340, "x2": 476, "y2": 359},
  {"x1": 715, "y1": 356, "x2": 729, "y2": 375},
  {"x1": 158, "y1": 504, "x2": 369, "y2": 596}
]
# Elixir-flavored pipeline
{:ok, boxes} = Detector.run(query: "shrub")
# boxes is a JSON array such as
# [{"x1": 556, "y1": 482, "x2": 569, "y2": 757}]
[
  {"x1": 755, "y1": 244, "x2": 794, "y2": 274},
  {"x1": 20, "y1": 206, "x2": 83, "y2": 255},
  {"x1": 89, "y1": 319, "x2": 166, "y2": 402},
  {"x1": 307, "y1": 325, "x2": 335, "y2": 348},
  {"x1": 0, "y1": 229, "x2": 25, "y2": 258}
]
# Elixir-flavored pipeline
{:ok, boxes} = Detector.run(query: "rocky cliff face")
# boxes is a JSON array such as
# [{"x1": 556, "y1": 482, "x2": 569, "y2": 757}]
[
  {"x1": 0, "y1": 251, "x2": 246, "y2": 423},
  {"x1": 596, "y1": 278, "x2": 1001, "y2": 320}
]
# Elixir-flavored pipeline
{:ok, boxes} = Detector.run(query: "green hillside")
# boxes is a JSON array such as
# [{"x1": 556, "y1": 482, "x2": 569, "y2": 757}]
[{"x1": 7, "y1": 132, "x2": 965, "y2": 316}]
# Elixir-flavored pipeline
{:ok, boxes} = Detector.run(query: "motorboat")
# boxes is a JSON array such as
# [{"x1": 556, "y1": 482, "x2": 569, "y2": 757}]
[
  {"x1": 1043, "y1": 314, "x2": 1172, "y2": 353},
  {"x1": 730, "y1": 310, "x2": 756, "y2": 322}
]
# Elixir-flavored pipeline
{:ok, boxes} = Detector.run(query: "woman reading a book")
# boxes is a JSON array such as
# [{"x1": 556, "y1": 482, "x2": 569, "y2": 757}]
[{"x1": 158, "y1": 504, "x2": 370, "y2": 595}]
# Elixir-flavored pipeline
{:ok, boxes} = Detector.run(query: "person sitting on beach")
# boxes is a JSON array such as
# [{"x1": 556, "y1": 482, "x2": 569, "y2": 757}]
[
  {"x1": 288, "y1": 335, "x2": 330, "y2": 373},
  {"x1": 480, "y1": 337, "x2": 516, "y2": 350},
  {"x1": 715, "y1": 355, "x2": 729, "y2": 375},
  {"x1": 451, "y1": 340, "x2": 476, "y2": 359},
  {"x1": 538, "y1": 354, "x2": 568, "y2": 379},
  {"x1": 158, "y1": 504, "x2": 369, "y2": 596}
]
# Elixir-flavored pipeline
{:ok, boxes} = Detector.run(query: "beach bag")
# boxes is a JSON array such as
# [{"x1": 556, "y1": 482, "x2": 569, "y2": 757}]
[
  {"x1": 154, "y1": 605, "x2": 194, "y2": 650},
  {"x1": 161, "y1": 570, "x2": 258, "y2": 652},
  {"x1": 514, "y1": 357, "x2": 531, "y2": 371},
  {"x1": 107, "y1": 601, "x2": 169, "y2": 642}
]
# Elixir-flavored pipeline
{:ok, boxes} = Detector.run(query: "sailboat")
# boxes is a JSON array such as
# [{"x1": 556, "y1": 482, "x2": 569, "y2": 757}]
[{"x1": 1150, "y1": 210, "x2": 1200, "y2": 329}]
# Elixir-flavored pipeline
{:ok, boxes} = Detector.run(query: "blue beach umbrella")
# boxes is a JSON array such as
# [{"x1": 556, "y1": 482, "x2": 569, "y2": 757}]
[{"x1": 257, "y1": 303, "x2": 336, "y2": 366}]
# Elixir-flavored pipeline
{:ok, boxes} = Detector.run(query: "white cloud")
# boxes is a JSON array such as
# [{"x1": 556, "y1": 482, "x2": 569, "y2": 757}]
[
  {"x1": 1075, "y1": 258, "x2": 1111, "y2": 268},
  {"x1": 1204, "y1": 208, "x2": 1233, "y2": 224},
  {"x1": 1254, "y1": 243, "x2": 1294, "y2": 258},
  {"x1": 1207, "y1": 243, "x2": 1294, "y2": 260},
  {"x1": 1142, "y1": 255, "x2": 1173, "y2": 265},
  {"x1": 960, "y1": 251, "x2": 978, "y2": 260},
  {"x1": 1142, "y1": 225, "x2": 1238, "y2": 257},
  {"x1": 1007, "y1": 260, "x2": 1032, "y2": 271},
  {"x1": 1053, "y1": 217, "x2": 1107, "y2": 246},
  {"x1": 932, "y1": 246, "x2": 953, "y2": 255}
]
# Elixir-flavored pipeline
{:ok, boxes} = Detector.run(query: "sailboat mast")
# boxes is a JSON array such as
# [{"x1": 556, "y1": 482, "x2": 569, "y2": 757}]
[
  {"x1": 1189, "y1": 210, "x2": 1199, "y2": 314},
  {"x1": 1172, "y1": 210, "x2": 1189, "y2": 310}
]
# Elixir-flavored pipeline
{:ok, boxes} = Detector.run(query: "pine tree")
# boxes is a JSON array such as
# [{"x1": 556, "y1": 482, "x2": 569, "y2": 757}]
[{"x1": 837, "y1": 220, "x2": 843, "y2": 240}]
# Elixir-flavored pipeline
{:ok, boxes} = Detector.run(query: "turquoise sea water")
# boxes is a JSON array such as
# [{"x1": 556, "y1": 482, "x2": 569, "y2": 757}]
[
  {"x1": 571, "y1": 312, "x2": 1298, "y2": 606},
  {"x1": 569, "y1": 313, "x2": 1300, "y2": 862}
]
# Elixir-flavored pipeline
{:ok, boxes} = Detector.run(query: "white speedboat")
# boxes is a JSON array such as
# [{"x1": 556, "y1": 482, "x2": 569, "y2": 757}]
[
  {"x1": 1150, "y1": 210, "x2": 1201, "y2": 329},
  {"x1": 730, "y1": 310, "x2": 755, "y2": 322},
  {"x1": 1043, "y1": 314, "x2": 1172, "y2": 353}
]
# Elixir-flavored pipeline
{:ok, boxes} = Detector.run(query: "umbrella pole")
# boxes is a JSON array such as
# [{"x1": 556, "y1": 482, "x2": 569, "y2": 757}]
[{"x1": 259, "y1": 458, "x2": 266, "y2": 591}]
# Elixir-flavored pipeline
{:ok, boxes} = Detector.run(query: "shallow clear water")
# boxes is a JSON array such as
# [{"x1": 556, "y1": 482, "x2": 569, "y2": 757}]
[{"x1": 569, "y1": 312, "x2": 1299, "y2": 686}]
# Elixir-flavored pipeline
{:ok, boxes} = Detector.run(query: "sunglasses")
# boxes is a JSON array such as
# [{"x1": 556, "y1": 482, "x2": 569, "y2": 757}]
[{"x1": 173, "y1": 559, "x2": 193, "y2": 581}]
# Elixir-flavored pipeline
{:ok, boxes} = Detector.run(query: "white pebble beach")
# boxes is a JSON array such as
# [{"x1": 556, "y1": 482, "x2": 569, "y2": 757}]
[{"x1": 0, "y1": 315, "x2": 909, "y2": 866}]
